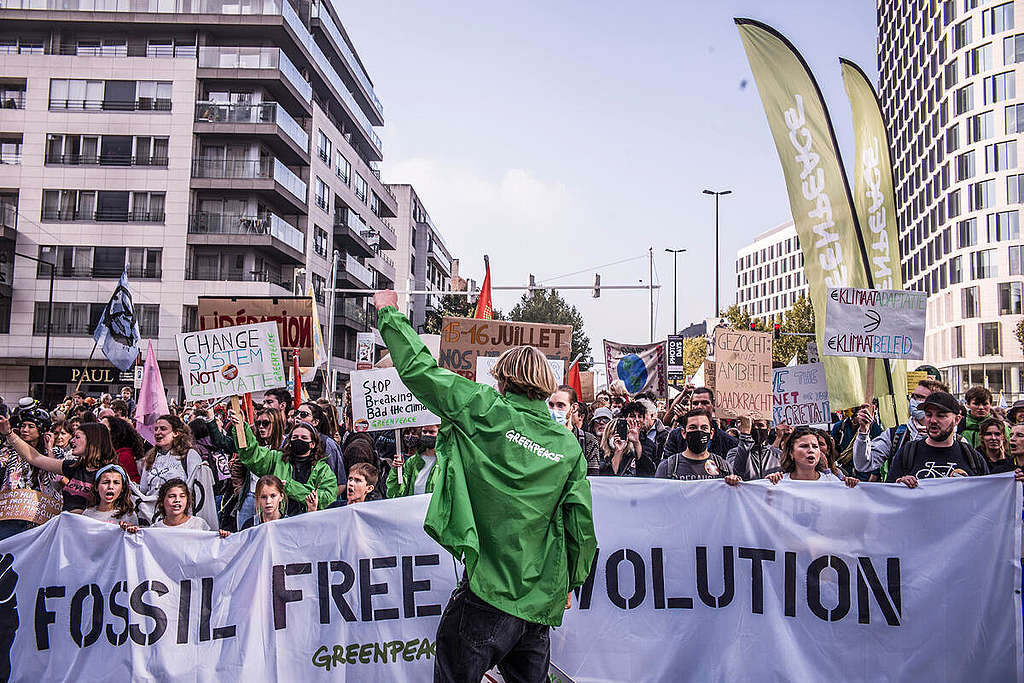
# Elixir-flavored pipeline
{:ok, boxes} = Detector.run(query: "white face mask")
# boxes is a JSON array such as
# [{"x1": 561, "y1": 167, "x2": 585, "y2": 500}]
[
  {"x1": 909, "y1": 398, "x2": 925, "y2": 421},
  {"x1": 550, "y1": 409, "x2": 569, "y2": 426}
]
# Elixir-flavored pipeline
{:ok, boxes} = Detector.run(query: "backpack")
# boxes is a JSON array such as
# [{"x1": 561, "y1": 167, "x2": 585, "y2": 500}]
[
  {"x1": 876, "y1": 424, "x2": 909, "y2": 481},
  {"x1": 894, "y1": 437, "x2": 987, "y2": 480}
]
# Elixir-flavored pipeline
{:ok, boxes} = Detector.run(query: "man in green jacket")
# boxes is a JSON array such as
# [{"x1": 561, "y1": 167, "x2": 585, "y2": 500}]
[
  {"x1": 386, "y1": 423, "x2": 441, "y2": 497},
  {"x1": 374, "y1": 291, "x2": 597, "y2": 683},
  {"x1": 961, "y1": 385, "x2": 1010, "y2": 448}
]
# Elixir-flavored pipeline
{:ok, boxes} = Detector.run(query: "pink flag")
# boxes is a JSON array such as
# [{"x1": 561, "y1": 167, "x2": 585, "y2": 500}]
[{"x1": 135, "y1": 340, "x2": 169, "y2": 444}]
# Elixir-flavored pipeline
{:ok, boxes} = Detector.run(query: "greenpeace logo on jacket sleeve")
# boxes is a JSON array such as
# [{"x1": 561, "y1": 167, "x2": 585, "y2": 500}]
[{"x1": 505, "y1": 430, "x2": 566, "y2": 463}]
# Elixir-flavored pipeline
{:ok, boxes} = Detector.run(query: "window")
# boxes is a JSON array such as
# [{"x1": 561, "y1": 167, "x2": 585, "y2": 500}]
[
  {"x1": 948, "y1": 188, "x2": 962, "y2": 217},
  {"x1": 946, "y1": 123, "x2": 960, "y2": 152},
  {"x1": 969, "y1": 179, "x2": 996, "y2": 209},
  {"x1": 971, "y1": 248, "x2": 998, "y2": 278},
  {"x1": 999, "y1": 281, "x2": 1023, "y2": 313},
  {"x1": 313, "y1": 225, "x2": 329, "y2": 259},
  {"x1": 954, "y1": 84, "x2": 974, "y2": 115},
  {"x1": 129, "y1": 192, "x2": 165, "y2": 221},
  {"x1": 985, "y1": 140, "x2": 1017, "y2": 170},
  {"x1": 946, "y1": 60, "x2": 959, "y2": 88},
  {"x1": 955, "y1": 150, "x2": 975, "y2": 180},
  {"x1": 962, "y1": 285, "x2": 980, "y2": 317},
  {"x1": 135, "y1": 81, "x2": 172, "y2": 111},
  {"x1": 953, "y1": 325, "x2": 965, "y2": 357},
  {"x1": 1006, "y1": 103, "x2": 1024, "y2": 133},
  {"x1": 311, "y1": 273, "x2": 327, "y2": 305},
  {"x1": 354, "y1": 173, "x2": 368, "y2": 203},
  {"x1": 335, "y1": 151, "x2": 350, "y2": 184},
  {"x1": 979, "y1": 322, "x2": 1001, "y2": 355},
  {"x1": 1010, "y1": 245, "x2": 1024, "y2": 274},
  {"x1": 983, "y1": 71, "x2": 1016, "y2": 103},
  {"x1": 982, "y1": 2, "x2": 1014, "y2": 35},
  {"x1": 950, "y1": 255, "x2": 963, "y2": 284},
  {"x1": 34, "y1": 302, "x2": 158, "y2": 336},
  {"x1": 988, "y1": 210, "x2": 1020, "y2": 240},
  {"x1": 958, "y1": 218, "x2": 977, "y2": 247},
  {"x1": 1004, "y1": 34, "x2": 1024, "y2": 64},
  {"x1": 48, "y1": 79, "x2": 102, "y2": 110},
  {"x1": 954, "y1": 18, "x2": 973, "y2": 49},
  {"x1": 314, "y1": 177, "x2": 329, "y2": 212},
  {"x1": 1008, "y1": 173, "x2": 1024, "y2": 202},
  {"x1": 966, "y1": 110, "x2": 994, "y2": 141},
  {"x1": 317, "y1": 130, "x2": 331, "y2": 166},
  {"x1": 965, "y1": 42, "x2": 993, "y2": 75}
]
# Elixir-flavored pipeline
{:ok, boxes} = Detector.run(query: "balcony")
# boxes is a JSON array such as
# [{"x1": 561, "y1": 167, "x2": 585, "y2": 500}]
[
  {"x1": 427, "y1": 243, "x2": 453, "y2": 275},
  {"x1": 188, "y1": 212, "x2": 305, "y2": 263},
  {"x1": 309, "y1": 0, "x2": 383, "y2": 124},
  {"x1": 48, "y1": 98, "x2": 171, "y2": 112},
  {"x1": 185, "y1": 265, "x2": 294, "y2": 293},
  {"x1": 332, "y1": 208, "x2": 374, "y2": 258},
  {"x1": 194, "y1": 101, "x2": 309, "y2": 162},
  {"x1": 337, "y1": 298, "x2": 369, "y2": 328},
  {"x1": 0, "y1": 93, "x2": 25, "y2": 110},
  {"x1": 197, "y1": 46, "x2": 312, "y2": 112},
  {"x1": 41, "y1": 264, "x2": 162, "y2": 279},
  {"x1": 370, "y1": 250, "x2": 395, "y2": 285},
  {"x1": 44, "y1": 153, "x2": 168, "y2": 167},
  {"x1": 338, "y1": 254, "x2": 372, "y2": 287},
  {"x1": 0, "y1": 202, "x2": 16, "y2": 240},
  {"x1": 41, "y1": 208, "x2": 164, "y2": 223},
  {"x1": 190, "y1": 157, "x2": 307, "y2": 212}
]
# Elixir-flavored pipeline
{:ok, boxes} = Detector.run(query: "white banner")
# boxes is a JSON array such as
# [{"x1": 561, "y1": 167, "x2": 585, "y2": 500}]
[
  {"x1": 772, "y1": 362, "x2": 830, "y2": 426},
  {"x1": 603, "y1": 340, "x2": 668, "y2": 397},
  {"x1": 350, "y1": 367, "x2": 440, "y2": 432},
  {"x1": 824, "y1": 288, "x2": 926, "y2": 360},
  {"x1": 1, "y1": 478, "x2": 1020, "y2": 681},
  {"x1": 176, "y1": 322, "x2": 286, "y2": 400}
]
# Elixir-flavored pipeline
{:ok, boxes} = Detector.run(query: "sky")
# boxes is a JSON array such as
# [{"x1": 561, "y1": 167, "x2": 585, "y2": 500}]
[{"x1": 342, "y1": 0, "x2": 879, "y2": 363}]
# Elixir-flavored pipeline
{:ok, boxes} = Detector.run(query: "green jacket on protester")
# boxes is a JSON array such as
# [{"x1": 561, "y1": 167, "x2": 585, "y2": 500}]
[
  {"x1": 377, "y1": 306, "x2": 597, "y2": 627},
  {"x1": 960, "y1": 413, "x2": 1010, "y2": 449},
  {"x1": 386, "y1": 451, "x2": 440, "y2": 498},
  {"x1": 233, "y1": 422, "x2": 338, "y2": 509}
]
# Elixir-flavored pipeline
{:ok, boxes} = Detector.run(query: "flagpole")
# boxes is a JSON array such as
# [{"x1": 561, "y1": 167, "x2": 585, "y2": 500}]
[{"x1": 74, "y1": 339, "x2": 100, "y2": 394}]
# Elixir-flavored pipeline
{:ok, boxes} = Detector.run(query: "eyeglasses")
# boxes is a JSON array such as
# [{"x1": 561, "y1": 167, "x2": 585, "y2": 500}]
[{"x1": 255, "y1": 420, "x2": 272, "y2": 427}]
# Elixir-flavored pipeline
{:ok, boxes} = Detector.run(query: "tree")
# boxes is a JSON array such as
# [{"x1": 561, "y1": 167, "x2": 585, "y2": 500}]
[
  {"x1": 720, "y1": 304, "x2": 766, "y2": 332},
  {"x1": 774, "y1": 295, "x2": 816, "y2": 365},
  {"x1": 508, "y1": 290, "x2": 592, "y2": 369},
  {"x1": 1016, "y1": 318, "x2": 1024, "y2": 355},
  {"x1": 423, "y1": 294, "x2": 503, "y2": 335},
  {"x1": 682, "y1": 337, "x2": 707, "y2": 378}
]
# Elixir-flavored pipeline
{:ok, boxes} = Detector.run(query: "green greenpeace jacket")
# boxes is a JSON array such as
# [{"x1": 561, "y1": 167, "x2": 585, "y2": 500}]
[
  {"x1": 385, "y1": 451, "x2": 439, "y2": 498},
  {"x1": 378, "y1": 306, "x2": 597, "y2": 627},
  {"x1": 234, "y1": 422, "x2": 338, "y2": 509}
]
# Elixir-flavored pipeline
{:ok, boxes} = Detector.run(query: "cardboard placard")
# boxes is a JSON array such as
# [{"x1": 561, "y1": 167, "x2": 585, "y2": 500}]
[
  {"x1": 198, "y1": 296, "x2": 315, "y2": 365},
  {"x1": 349, "y1": 368, "x2": 440, "y2": 432},
  {"x1": 475, "y1": 355, "x2": 565, "y2": 389},
  {"x1": 356, "y1": 332, "x2": 375, "y2": 371},
  {"x1": 824, "y1": 288, "x2": 926, "y2": 360},
  {"x1": 772, "y1": 362, "x2": 830, "y2": 426},
  {"x1": 712, "y1": 328, "x2": 772, "y2": 420},
  {"x1": 580, "y1": 371, "x2": 595, "y2": 403},
  {"x1": 0, "y1": 489, "x2": 62, "y2": 524},
  {"x1": 906, "y1": 370, "x2": 929, "y2": 394},
  {"x1": 176, "y1": 322, "x2": 287, "y2": 400},
  {"x1": 438, "y1": 317, "x2": 572, "y2": 380}
]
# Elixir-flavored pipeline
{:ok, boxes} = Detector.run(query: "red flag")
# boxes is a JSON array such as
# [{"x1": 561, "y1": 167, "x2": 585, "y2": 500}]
[
  {"x1": 474, "y1": 255, "x2": 493, "y2": 320},
  {"x1": 567, "y1": 360, "x2": 583, "y2": 401},
  {"x1": 242, "y1": 392, "x2": 256, "y2": 424},
  {"x1": 292, "y1": 350, "x2": 302, "y2": 410}
]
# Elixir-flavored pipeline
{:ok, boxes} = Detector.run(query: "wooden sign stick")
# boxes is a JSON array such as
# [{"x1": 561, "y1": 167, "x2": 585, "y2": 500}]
[{"x1": 231, "y1": 395, "x2": 247, "y2": 448}]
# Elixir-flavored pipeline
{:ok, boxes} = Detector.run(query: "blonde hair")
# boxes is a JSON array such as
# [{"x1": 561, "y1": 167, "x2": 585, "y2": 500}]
[
  {"x1": 490, "y1": 346, "x2": 558, "y2": 400},
  {"x1": 609, "y1": 379, "x2": 629, "y2": 398}
]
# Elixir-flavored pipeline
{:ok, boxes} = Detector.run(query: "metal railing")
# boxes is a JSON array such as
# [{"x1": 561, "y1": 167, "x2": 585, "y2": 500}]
[
  {"x1": 193, "y1": 157, "x2": 306, "y2": 201},
  {"x1": 188, "y1": 212, "x2": 305, "y2": 252},
  {"x1": 342, "y1": 255, "x2": 372, "y2": 285},
  {"x1": 40, "y1": 208, "x2": 165, "y2": 223},
  {"x1": 48, "y1": 98, "x2": 171, "y2": 112},
  {"x1": 34, "y1": 318, "x2": 159, "y2": 337},
  {"x1": 44, "y1": 153, "x2": 168, "y2": 166},
  {"x1": 37, "y1": 264, "x2": 162, "y2": 279},
  {"x1": 197, "y1": 46, "x2": 312, "y2": 103},
  {"x1": 310, "y1": 0, "x2": 383, "y2": 117},
  {"x1": 0, "y1": 94, "x2": 25, "y2": 110},
  {"x1": 194, "y1": 101, "x2": 308, "y2": 151},
  {"x1": 54, "y1": 43, "x2": 196, "y2": 58},
  {"x1": 185, "y1": 266, "x2": 293, "y2": 290},
  {"x1": 339, "y1": 299, "x2": 367, "y2": 325},
  {"x1": 0, "y1": 154, "x2": 21, "y2": 165}
]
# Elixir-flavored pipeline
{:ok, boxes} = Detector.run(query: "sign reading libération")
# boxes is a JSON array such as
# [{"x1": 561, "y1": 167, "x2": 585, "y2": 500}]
[
  {"x1": 176, "y1": 321, "x2": 286, "y2": 400},
  {"x1": 824, "y1": 288, "x2": 926, "y2": 360},
  {"x1": 350, "y1": 367, "x2": 439, "y2": 432}
]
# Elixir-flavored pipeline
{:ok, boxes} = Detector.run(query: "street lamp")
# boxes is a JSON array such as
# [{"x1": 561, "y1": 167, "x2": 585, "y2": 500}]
[
  {"x1": 14, "y1": 252, "x2": 54, "y2": 403},
  {"x1": 702, "y1": 189, "x2": 732, "y2": 316},
  {"x1": 664, "y1": 248, "x2": 686, "y2": 333}
]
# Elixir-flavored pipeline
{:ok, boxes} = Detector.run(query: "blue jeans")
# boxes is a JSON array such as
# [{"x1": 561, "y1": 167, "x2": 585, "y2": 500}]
[
  {"x1": 237, "y1": 492, "x2": 255, "y2": 530},
  {"x1": 433, "y1": 582, "x2": 550, "y2": 683}
]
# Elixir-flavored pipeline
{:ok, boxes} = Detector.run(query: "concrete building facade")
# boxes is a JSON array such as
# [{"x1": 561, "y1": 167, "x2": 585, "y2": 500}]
[{"x1": 734, "y1": 221, "x2": 809, "y2": 323}]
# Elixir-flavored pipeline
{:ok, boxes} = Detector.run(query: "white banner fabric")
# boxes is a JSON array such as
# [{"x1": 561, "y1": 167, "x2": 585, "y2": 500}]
[{"x1": 1, "y1": 477, "x2": 1020, "y2": 682}]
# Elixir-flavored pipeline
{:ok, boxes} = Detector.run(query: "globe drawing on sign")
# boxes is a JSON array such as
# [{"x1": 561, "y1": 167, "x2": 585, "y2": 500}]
[{"x1": 616, "y1": 354, "x2": 648, "y2": 393}]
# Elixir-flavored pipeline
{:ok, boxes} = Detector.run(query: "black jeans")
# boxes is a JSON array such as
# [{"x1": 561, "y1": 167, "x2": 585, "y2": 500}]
[{"x1": 433, "y1": 582, "x2": 550, "y2": 683}]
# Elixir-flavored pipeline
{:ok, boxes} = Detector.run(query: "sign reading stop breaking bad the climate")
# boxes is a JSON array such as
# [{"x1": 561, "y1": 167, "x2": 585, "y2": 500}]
[
  {"x1": 824, "y1": 287, "x2": 927, "y2": 360},
  {"x1": 176, "y1": 321, "x2": 286, "y2": 400},
  {"x1": 350, "y1": 367, "x2": 439, "y2": 432}
]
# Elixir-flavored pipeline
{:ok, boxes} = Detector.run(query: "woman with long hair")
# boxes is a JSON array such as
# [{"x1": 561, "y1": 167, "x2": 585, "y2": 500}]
[
  {"x1": 596, "y1": 418, "x2": 638, "y2": 476},
  {"x1": 0, "y1": 401, "x2": 64, "y2": 539},
  {"x1": 139, "y1": 414, "x2": 218, "y2": 530},
  {"x1": 254, "y1": 408, "x2": 286, "y2": 449},
  {"x1": 767, "y1": 427, "x2": 859, "y2": 487},
  {"x1": 82, "y1": 464, "x2": 137, "y2": 525},
  {"x1": 978, "y1": 417, "x2": 1015, "y2": 473},
  {"x1": 101, "y1": 416, "x2": 143, "y2": 483}
]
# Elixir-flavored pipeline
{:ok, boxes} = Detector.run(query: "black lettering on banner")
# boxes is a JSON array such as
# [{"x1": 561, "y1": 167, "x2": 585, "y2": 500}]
[
  {"x1": 360, "y1": 557, "x2": 399, "y2": 621},
  {"x1": 573, "y1": 548, "x2": 599, "y2": 610},
  {"x1": 806, "y1": 555, "x2": 851, "y2": 622},
  {"x1": 650, "y1": 547, "x2": 692, "y2": 609},
  {"x1": 177, "y1": 579, "x2": 192, "y2": 644},
  {"x1": 784, "y1": 551, "x2": 797, "y2": 617},
  {"x1": 69, "y1": 584, "x2": 103, "y2": 648},
  {"x1": 605, "y1": 549, "x2": 646, "y2": 609},
  {"x1": 738, "y1": 547, "x2": 776, "y2": 615},
  {"x1": 317, "y1": 560, "x2": 357, "y2": 624},
  {"x1": 696, "y1": 546, "x2": 734, "y2": 608},
  {"x1": 272, "y1": 563, "x2": 311, "y2": 630},
  {"x1": 106, "y1": 581, "x2": 129, "y2": 646},
  {"x1": 402, "y1": 555, "x2": 442, "y2": 618},
  {"x1": 200, "y1": 577, "x2": 236, "y2": 641},
  {"x1": 857, "y1": 557, "x2": 902, "y2": 626},
  {"x1": 129, "y1": 581, "x2": 168, "y2": 646},
  {"x1": 34, "y1": 585, "x2": 64, "y2": 650}
]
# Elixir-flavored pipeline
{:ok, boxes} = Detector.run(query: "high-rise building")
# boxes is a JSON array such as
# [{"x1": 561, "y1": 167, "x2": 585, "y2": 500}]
[
  {"x1": 0, "y1": 0, "x2": 398, "y2": 402},
  {"x1": 735, "y1": 220, "x2": 809, "y2": 323},
  {"x1": 386, "y1": 184, "x2": 454, "y2": 331},
  {"x1": 878, "y1": 0, "x2": 1024, "y2": 400}
]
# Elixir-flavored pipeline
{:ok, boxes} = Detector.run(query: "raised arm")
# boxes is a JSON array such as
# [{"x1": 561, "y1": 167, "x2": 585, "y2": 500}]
[
  {"x1": 228, "y1": 414, "x2": 282, "y2": 477},
  {"x1": 0, "y1": 417, "x2": 63, "y2": 474}
]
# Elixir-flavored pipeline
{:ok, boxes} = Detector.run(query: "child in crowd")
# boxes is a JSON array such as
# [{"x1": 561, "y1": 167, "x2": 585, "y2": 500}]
[
  {"x1": 327, "y1": 463, "x2": 378, "y2": 508},
  {"x1": 82, "y1": 464, "x2": 138, "y2": 526},
  {"x1": 239, "y1": 475, "x2": 287, "y2": 530},
  {"x1": 150, "y1": 478, "x2": 228, "y2": 536}
]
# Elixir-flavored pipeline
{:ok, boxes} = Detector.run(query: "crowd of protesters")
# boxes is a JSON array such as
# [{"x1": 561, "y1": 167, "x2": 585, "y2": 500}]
[{"x1": 0, "y1": 374, "x2": 1022, "y2": 542}]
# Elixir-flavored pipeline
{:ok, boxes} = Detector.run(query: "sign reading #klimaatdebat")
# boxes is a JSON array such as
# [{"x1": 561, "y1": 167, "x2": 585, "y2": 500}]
[
  {"x1": 176, "y1": 321, "x2": 286, "y2": 400},
  {"x1": 824, "y1": 288, "x2": 926, "y2": 360},
  {"x1": 0, "y1": 477, "x2": 1020, "y2": 681}
]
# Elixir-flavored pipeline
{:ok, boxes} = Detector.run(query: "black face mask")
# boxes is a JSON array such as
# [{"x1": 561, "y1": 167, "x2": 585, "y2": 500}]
[
  {"x1": 685, "y1": 430, "x2": 711, "y2": 454},
  {"x1": 418, "y1": 435, "x2": 437, "y2": 451},
  {"x1": 290, "y1": 439, "x2": 311, "y2": 456},
  {"x1": 752, "y1": 427, "x2": 770, "y2": 445}
]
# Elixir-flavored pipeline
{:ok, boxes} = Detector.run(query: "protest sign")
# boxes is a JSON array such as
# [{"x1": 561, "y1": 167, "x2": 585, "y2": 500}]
[
  {"x1": 0, "y1": 489, "x2": 61, "y2": 524},
  {"x1": 712, "y1": 328, "x2": 772, "y2": 419},
  {"x1": 376, "y1": 334, "x2": 440, "y2": 368},
  {"x1": 580, "y1": 370, "x2": 595, "y2": 403},
  {"x1": 3, "y1": 477, "x2": 1020, "y2": 681},
  {"x1": 906, "y1": 370, "x2": 928, "y2": 393},
  {"x1": 198, "y1": 296, "x2": 315, "y2": 365},
  {"x1": 349, "y1": 368, "x2": 439, "y2": 432},
  {"x1": 176, "y1": 322, "x2": 286, "y2": 400},
  {"x1": 824, "y1": 288, "x2": 926, "y2": 360},
  {"x1": 475, "y1": 355, "x2": 565, "y2": 389},
  {"x1": 666, "y1": 335, "x2": 685, "y2": 383},
  {"x1": 603, "y1": 340, "x2": 668, "y2": 397},
  {"x1": 438, "y1": 317, "x2": 571, "y2": 380},
  {"x1": 806, "y1": 339, "x2": 820, "y2": 363},
  {"x1": 356, "y1": 332, "x2": 375, "y2": 371},
  {"x1": 772, "y1": 362, "x2": 830, "y2": 426}
]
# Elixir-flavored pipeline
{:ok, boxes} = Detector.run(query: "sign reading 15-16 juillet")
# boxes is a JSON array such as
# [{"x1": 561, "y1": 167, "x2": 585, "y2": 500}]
[
  {"x1": 824, "y1": 288, "x2": 927, "y2": 361},
  {"x1": 176, "y1": 321, "x2": 286, "y2": 400}
]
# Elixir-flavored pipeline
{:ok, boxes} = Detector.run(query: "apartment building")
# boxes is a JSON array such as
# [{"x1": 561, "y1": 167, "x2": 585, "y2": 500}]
[
  {"x1": 386, "y1": 184, "x2": 453, "y2": 332},
  {"x1": 734, "y1": 221, "x2": 809, "y2": 324},
  {"x1": 878, "y1": 0, "x2": 1024, "y2": 399},
  {"x1": 0, "y1": 0, "x2": 397, "y2": 402}
]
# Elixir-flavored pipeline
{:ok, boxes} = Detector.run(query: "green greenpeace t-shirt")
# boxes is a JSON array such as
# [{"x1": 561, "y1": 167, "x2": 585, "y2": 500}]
[{"x1": 377, "y1": 306, "x2": 597, "y2": 627}]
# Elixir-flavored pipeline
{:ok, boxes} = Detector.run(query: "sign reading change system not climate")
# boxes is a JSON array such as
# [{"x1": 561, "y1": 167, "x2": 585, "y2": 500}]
[
  {"x1": 824, "y1": 288, "x2": 926, "y2": 360},
  {"x1": 176, "y1": 321, "x2": 286, "y2": 400}
]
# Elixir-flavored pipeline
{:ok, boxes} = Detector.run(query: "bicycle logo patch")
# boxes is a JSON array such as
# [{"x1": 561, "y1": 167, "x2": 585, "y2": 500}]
[{"x1": 915, "y1": 461, "x2": 969, "y2": 479}]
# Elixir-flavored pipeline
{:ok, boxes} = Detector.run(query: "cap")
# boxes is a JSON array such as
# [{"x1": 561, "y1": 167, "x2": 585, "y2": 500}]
[
  {"x1": 1009, "y1": 400, "x2": 1024, "y2": 419},
  {"x1": 592, "y1": 407, "x2": 614, "y2": 421},
  {"x1": 918, "y1": 391, "x2": 961, "y2": 414}
]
